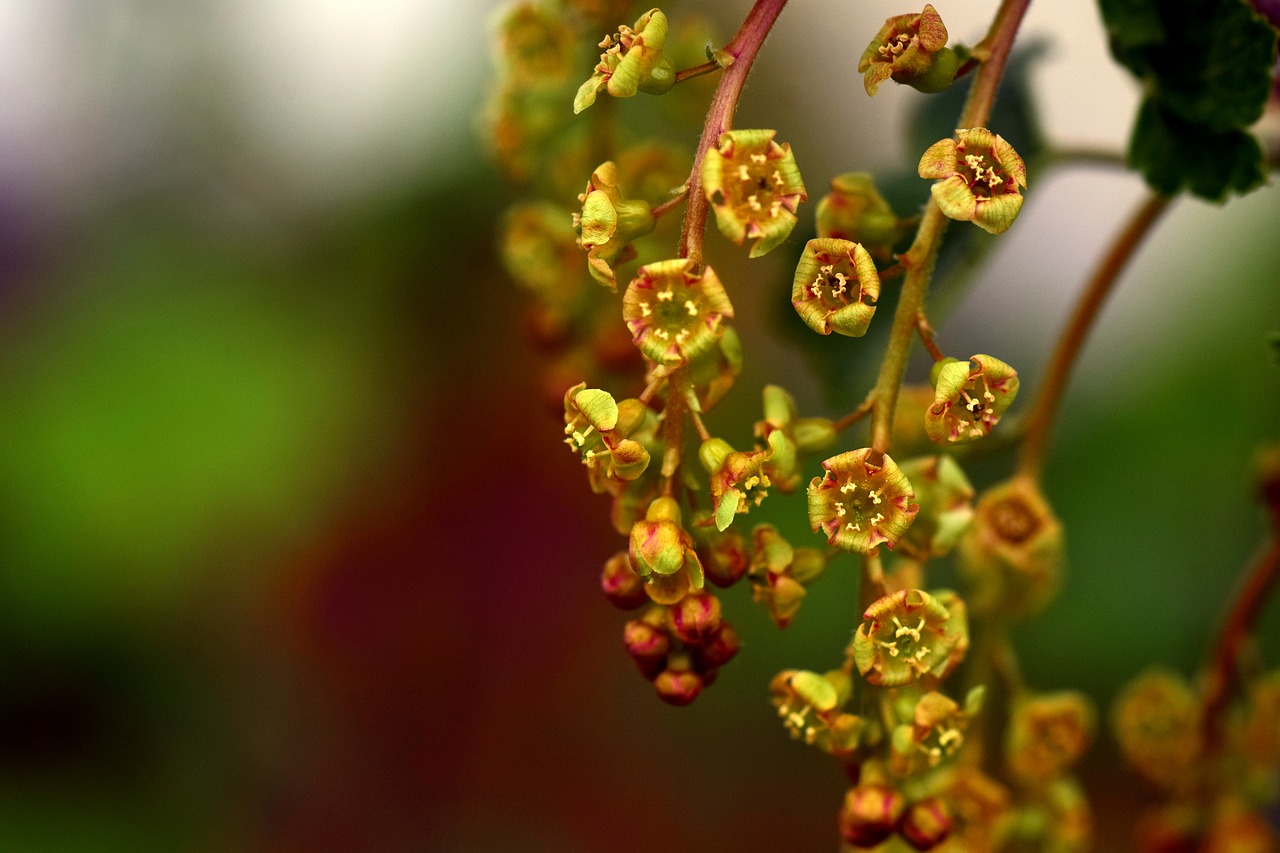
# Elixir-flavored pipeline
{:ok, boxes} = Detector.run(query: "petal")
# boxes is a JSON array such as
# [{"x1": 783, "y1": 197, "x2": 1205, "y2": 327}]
[
  {"x1": 918, "y1": 138, "x2": 959, "y2": 178},
  {"x1": 916, "y1": 4, "x2": 949, "y2": 52},
  {"x1": 972, "y1": 192, "x2": 1024, "y2": 234},
  {"x1": 931, "y1": 176, "x2": 979, "y2": 222}
]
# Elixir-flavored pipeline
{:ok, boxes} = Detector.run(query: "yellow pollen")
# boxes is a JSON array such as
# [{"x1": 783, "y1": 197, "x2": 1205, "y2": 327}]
[
  {"x1": 653, "y1": 329, "x2": 669, "y2": 340},
  {"x1": 871, "y1": 512, "x2": 885, "y2": 526},
  {"x1": 846, "y1": 521, "x2": 862, "y2": 532},
  {"x1": 737, "y1": 164, "x2": 751, "y2": 181},
  {"x1": 748, "y1": 194, "x2": 762, "y2": 211},
  {"x1": 750, "y1": 153, "x2": 768, "y2": 164},
  {"x1": 744, "y1": 476, "x2": 760, "y2": 490},
  {"x1": 840, "y1": 482, "x2": 857, "y2": 494},
  {"x1": 938, "y1": 728, "x2": 962, "y2": 749},
  {"x1": 869, "y1": 489, "x2": 882, "y2": 505},
  {"x1": 656, "y1": 289, "x2": 674, "y2": 302},
  {"x1": 879, "y1": 639, "x2": 900, "y2": 657},
  {"x1": 772, "y1": 170, "x2": 784, "y2": 187},
  {"x1": 639, "y1": 302, "x2": 651, "y2": 317},
  {"x1": 684, "y1": 299, "x2": 698, "y2": 316}
]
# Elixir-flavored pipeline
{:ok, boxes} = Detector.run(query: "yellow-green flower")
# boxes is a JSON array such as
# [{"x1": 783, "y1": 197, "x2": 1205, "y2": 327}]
[
  {"x1": 701, "y1": 129, "x2": 807, "y2": 258},
  {"x1": 574, "y1": 8, "x2": 674, "y2": 113},
  {"x1": 808, "y1": 448, "x2": 918, "y2": 555},
  {"x1": 574, "y1": 161, "x2": 655, "y2": 289},
  {"x1": 859, "y1": 4, "x2": 958, "y2": 96},
  {"x1": 791, "y1": 238, "x2": 881, "y2": 337},
  {"x1": 919, "y1": 128, "x2": 1027, "y2": 234},
  {"x1": 622, "y1": 259, "x2": 734, "y2": 366}
]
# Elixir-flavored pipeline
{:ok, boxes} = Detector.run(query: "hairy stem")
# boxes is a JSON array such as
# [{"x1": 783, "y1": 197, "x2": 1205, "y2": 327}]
[
  {"x1": 678, "y1": 0, "x2": 789, "y2": 263},
  {"x1": 1016, "y1": 192, "x2": 1171, "y2": 481},
  {"x1": 868, "y1": 0, "x2": 1032, "y2": 455}
]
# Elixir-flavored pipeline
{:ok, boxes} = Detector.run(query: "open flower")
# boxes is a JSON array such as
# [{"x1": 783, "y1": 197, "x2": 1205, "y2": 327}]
[
  {"x1": 791, "y1": 238, "x2": 882, "y2": 337},
  {"x1": 701, "y1": 129, "x2": 807, "y2": 258},
  {"x1": 574, "y1": 161, "x2": 656, "y2": 289},
  {"x1": 807, "y1": 448, "x2": 918, "y2": 554},
  {"x1": 770, "y1": 669, "x2": 866, "y2": 757},
  {"x1": 926, "y1": 354, "x2": 1020, "y2": 445},
  {"x1": 859, "y1": 4, "x2": 958, "y2": 96},
  {"x1": 919, "y1": 128, "x2": 1027, "y2": 234},
  {"x1": 1111, "y1": 668, "x2": 1202, "y2": 790},
  {"x1": 700, "y1": 438, "x2": 772, "y2": 532},
  {"x1": 1006, "y1": 691, "x2": 1095, "y2": 785},
  {"x1": 574, "y1": 8, "x2": 674, "y2": 113},
  {"x1": 890, "y1": 687, "x2": 984, "y2": 776},
  {"x1": 851, "y1": 589, "x2": 959, "y2": 687},
  {"x1": 959, "y1": 476, "x2": 1063, "y2": 616},
  {"x1": 622, "y1": 259, "x2": 734, "y2": 366}
]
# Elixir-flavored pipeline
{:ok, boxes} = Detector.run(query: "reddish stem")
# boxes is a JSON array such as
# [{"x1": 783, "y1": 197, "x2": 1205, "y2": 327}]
[{"x1": 678, "y1": 0, "x2": 789, "y2": 263}]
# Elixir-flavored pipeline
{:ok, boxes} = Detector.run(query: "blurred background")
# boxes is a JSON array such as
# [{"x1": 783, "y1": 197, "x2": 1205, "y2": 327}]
[{"x1": 0, "y1": 1, "x2": 1276, "y2": 850}]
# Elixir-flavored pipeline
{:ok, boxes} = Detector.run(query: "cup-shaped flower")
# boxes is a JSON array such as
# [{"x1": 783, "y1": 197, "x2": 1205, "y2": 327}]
[
  {"x1": 701, "y1": 129, "x2": 807, "y2": 258},
  {"x1": 1111, "y1": 668, "x2": 1202, "y2": 790},
  {"x1": 926, "y1": 354, "x2": 1019, "y2": 445},
  {"x1": 563, "y1": 383, "x2": 652, "y2": 492},
  {"x1": 689, "y1": 324, "x2": 743, "y2": 412},
  {"x1": 574, "y1": 8, "x2": 674, "y2": 113},
  {"x1": 574, "y1": 161, "x2": 656, "y2": 289},
  {"x1": 851, "y1": 589, "x2": 959, "y2": 687},
  {"x1": 919, "y1": 128, "x2": 1027, "y2": 234},
  {"x1": 770, "y1": 669, "x2": 865, "y2": 756},
  {"x1": 859, "y1": 4, "x2": 958, "y2": 96},
  {"x1": 628, "y1": 497, "x2": 705, "y2": 601},
  {"x1": 1006, "y1": 692, "x2": 1095, "y2": 786},
  {"x1": 808, "y1": 448, "x2": 918, "y2": 555},
  {"x1": 889, "y1": 687, "x2": 983, "y2": 777},
  {"x1": 700, "y1": 438, "x2": 773, "y2": 532},
  {"x1": 958, "y1": 476, "x2": 1063, "y2": 616},
  {"x1": 749, "y1": 524, "x2": 827, "y2": 629},
  {"x1": 898, "y1": 456, "x2": 975, "y2": 557},
  {"x1": 792, "y1": 238, "x2": 881, "y2": 338},
  {"x1": 623, "y1": 259, "x2": 734, "y2": 366},
  {"x1": 814, "y1": 172, "x2": 905, "y2": 261}
]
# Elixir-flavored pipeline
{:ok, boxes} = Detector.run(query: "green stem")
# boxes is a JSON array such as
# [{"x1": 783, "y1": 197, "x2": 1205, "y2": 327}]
[
  {"x1": 868, "y1": 0, "x2": 1032, "y2": 456},
  {"x1": 678, "y1": 0, "x2": 789, "y2": 263},
  {"x1": 1016, "y1": 192, "x2": 1171, "y2": 481}
]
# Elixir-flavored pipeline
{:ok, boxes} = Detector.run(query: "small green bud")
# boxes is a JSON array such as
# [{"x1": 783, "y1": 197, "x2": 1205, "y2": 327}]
[
  {"x1": 858, "y1": 4, "x2": 955, "y2": 96},
  {"x1": 609, "y1": 438, "x2": 650, "y2": 480},
  {"x1": 622, "y1": 259, "x2": 734, "y2": 366},
  {"x1": 851, "y1": 589, "x2": 959, "y2": 687},
  {"x1": 791, "y1": 238, "x2": 881, "y2": 337},
  {"x1": 698, "y1": 438, "x2": 734, "y2": 476},
  {"x1": 926, "y1": 354, "x2": 1019, "y2": 445},
  {"x1": 898, "y1": 456, "x2": 975, "y2": 558},
  {"x1": 574, "y1": 8, "x2": 672, "y2": 113},
  {"x1": 807, "y1": 448, "x2": 919, "y2": 555},
  {"x1": 815, "y1": 172, "x2": 905, "y2": 261},
  {"x1": 919, "y1": 128, "x2": 1027, "y2": 234},
  {"x1": 701, "y1": 129, "x2": 807, "y2": 258},
  {"x1": 793, "y1": 418, "x2": 838, "y2": 454}
]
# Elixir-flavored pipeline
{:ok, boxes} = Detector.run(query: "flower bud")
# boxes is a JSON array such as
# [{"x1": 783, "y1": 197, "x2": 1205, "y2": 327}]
[
  {"x1": 808, "y1": 448, "x2": 919, "y2": 555},
  {"x1": 793, "y1": 417, "x2": 838, "y2": 454},
  {"x1": 574, "y1": 8, "x2": 674, "y2": 113},
  {"x1": 623, "y1": 613, "x2": 670, "y2": 671},
  {"x1": 693, "y1": 622, "x2": 741, "y2": 669},
  {"x1": 901, "y1": 798, "x2": 953, "y2": 851},
  {"x1": 701, "y1": 129, "x2": 807, "y2": 258},
  {"x1": 859, "y1": 5, "x2": 957, "y2": 96},
  {"x1": 851, "y1": 589, "x2": 959, "y2": 687},
  {"x1": 654, "y1": 654, "x2": 703, "y2": 706},
  {"x1": 692, "y1": 516, "x2": 748, "y2": 588},
  {"x1": 919, "y1": 128, "x2": 1027, "y2": 234},
  {"x1": 792, "y1": 238, "x2": 882, "y2": 338},
  {"x1": 575, "y1": 161, "x2": 657, "y2": 289},
  {"x1": 622, "y1": 259, "x2": 734, "y2": 366},
  {"x1": 926, "y1": 354, "x2": 1019, "y2": 445},
  {"x1": 838, "y1": 784, "x2": 904, "y2": 847},
  {"x1": 629, "y1": 497, "x2": 687, "y2": 577},
  {"x1": 670, "y1": 591, "x2": 722, "y2": 644},
  {"x1": 815, "y1": 172, "x2": 905, "y2": 261},
  {"x1": 609, "y1": 438, "x2": 651, "y2": 480},
  {"x1": 601, "y1": 550, "x2": 649, "y2": 610}
]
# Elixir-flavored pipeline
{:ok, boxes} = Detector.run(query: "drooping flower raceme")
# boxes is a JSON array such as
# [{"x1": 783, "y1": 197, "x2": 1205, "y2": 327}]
[
  {"x1": 808, "y1": 448, "x2": 918, "y2": 554},
  {"x1": 919, "y1": 128, "x2": 1027, "y2": 234},
  {"x1": 701, "y1": 129, "x2": 807, "y2": 258},
  {"x1": 792, "y1": 238, "x2": 882, "y2": 338},
  {"x1": 622, "y1": 258, "x2": 733, "y2": 365}
]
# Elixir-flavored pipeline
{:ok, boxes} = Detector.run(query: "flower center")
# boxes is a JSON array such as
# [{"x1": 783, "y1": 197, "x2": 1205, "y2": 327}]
[
  {"x1": 810, "y1": 263, "x2": 860, "y2": 303},
  {"x1": 991, "y1": 496, "x2": 1039, "y2": 544},
  {"x1": 961, "y1": 151, "x2": 1006, "y2": 197},
  {"x1": 637, "y1": 283, "x2": 704, "y2": 346},
  {"x1": 836, "y1": 480, "x2": 886, "y2": 534},
  {"x1": 733, "y1": 152, "x2": 788, "y2": 220},
  {"x1": 877, "y1": 33, "x2": 911, "y2": 58}
]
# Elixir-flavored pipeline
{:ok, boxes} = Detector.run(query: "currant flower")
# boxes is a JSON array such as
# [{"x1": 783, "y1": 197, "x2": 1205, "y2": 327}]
[
  {"x1": 1111, "y1": 668, "x2": 1202, "y2": 790},
  {"x1": 628, "y1": 496, "x2": 705, "y2": 604},
  {"x1": 925, "y1": 354, "x2": 1020, "y2": 445},
  {"x1": 1006, "y1": 692, "x2": 1095, "y2": 786},
  {"x1": 900, "y1": 798, "x2": 954, "y2": 851},
  {"x1": 496, "y1": 3, "x2": 580, "y2": 88},
  {"x1": 851, "y1": 589, "x2": 959, "y2": 687},
  {"x1": 807, "y1": 448, "x2": 918, "y2": 555},
  {"x1": 690, "y1": 511, "x2": 749, "y2": 588},
  {"x1": 562, "y1": 383, "x2": 652, "y2": 492},
  {"x1": 622, "y1": 259, "x2": 734, "y2": 366},
  {"x1": 574, "y1": 161, "x2": 656, "y2": 289},
  {"x1": 754, "y1": 385, "x2": 837, "y2": 494},
  {"x1": 814, "y1": 172, "x2": 905, "y2": 261},
  {"x1": 770, "y1": 669, "x2": 866, "y2": 756},
  {"x1": 858, "y1": 4, "x2": 959, "y2": 96},
  {"x1": 958, "y1": 476, "x2": 1063, "y2": 616},
  {"x1": 919, "y1": 128, "x2": 1028, "y2": 234},
  {"x1": 839, "y1": 782, "x2": 905, "y2": 847},
  {"x1": 749, "y1": 524, "x2": 826, "y2": 629},
  {"x1": 791, "y1": 238, "x2": 882, "y2": 338},
  {"x1": 699, "y1": 438, "x2": 773, "y2": 532},
  {"x1": 501, "y1": 201, "x2": 586, "y2": 309},
  {"x1": 898, "y1": 456, "x2": 975, "y2": 558},
  {"x1": 574, "y1": 8, "x2": 674, "y2": 113},
  {"x1": 601, "y1": 550, "x2": 649, "y2": 610},
  {"x1": 701, "y1": 129, "x2": 807, "y2": 258},
  {"x1": 889, "y1": 687, "x2": 984, "y2": 777}
]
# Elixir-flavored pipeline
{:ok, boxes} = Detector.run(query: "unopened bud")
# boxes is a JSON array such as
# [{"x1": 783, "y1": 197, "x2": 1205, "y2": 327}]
[
  {"x1": 601, "y1": 550, "x2": 649, "y2": 610},
  {"x1": 838, "y1": 784, "x2": 904, "y2": 847}
]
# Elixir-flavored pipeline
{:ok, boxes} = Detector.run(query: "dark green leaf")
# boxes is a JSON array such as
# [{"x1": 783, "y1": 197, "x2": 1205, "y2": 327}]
[{"x1": 1129, "y1": 97, "x2": 1266, "y2": 200}]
